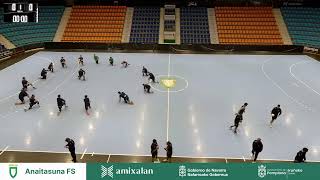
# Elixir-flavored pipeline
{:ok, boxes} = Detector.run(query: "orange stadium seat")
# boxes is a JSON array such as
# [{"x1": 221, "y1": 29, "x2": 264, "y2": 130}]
[
  {"x1": 215, "y1": 7, "x2": 283, "y2": 45},
  {"x1": 62, "y1": 6, "x2": 126, "y2": 43}
]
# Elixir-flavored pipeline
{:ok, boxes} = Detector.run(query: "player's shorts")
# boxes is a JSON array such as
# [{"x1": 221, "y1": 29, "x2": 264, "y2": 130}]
[{"x1": 152, "y1": 152, "x2": 158, "y2": 158}]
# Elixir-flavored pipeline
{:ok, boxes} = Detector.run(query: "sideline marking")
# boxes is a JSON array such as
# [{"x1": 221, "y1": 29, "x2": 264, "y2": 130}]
[
  {"x1": 0, "y1": 146, "x2": 9, "y2": 156},
  {"x1": 80, "y1": 148, "x2": 87, "y2": 160},
  {"x1": 3, "y1": 150, "x2": 320, "y2": 162}
]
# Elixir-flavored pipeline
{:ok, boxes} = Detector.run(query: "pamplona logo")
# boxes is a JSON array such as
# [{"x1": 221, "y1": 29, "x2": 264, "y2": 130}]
[
  {"x1": 258, "y1": 165, "x2": 267, "y2": 178},
  {"x1": 257, "y1": 164, "x2": 303, "y2": 178},
  {"x1": 101, "y1": 165, "x2": 153, "y2": 179},
  {"x1": 9, "y1": 164, "x2": 18, "y2": 179}
]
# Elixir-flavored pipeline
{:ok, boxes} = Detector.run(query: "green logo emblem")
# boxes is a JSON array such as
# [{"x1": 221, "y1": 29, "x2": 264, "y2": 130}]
[{"x1": 9, "y1": 164, "x2": 18, "y2": 179}]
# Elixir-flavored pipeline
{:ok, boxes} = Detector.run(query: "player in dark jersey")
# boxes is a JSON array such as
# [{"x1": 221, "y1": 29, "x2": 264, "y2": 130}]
[
  {"x1": 143, "y1": 84, "x2": 153, "y2": 93},
  {"x1": 25, "y1": 94, "x2": 39, "y2": 111},
  {"x1": 163, "y1": 141, "x2": 173, "y2": 163},
  {"x1": 78, "y1": 68, "x2": 86, "y2": 80},
  {"x1": 270, "y1": 104, "x2": 282, "y2": 127},
  {"x1": 84, "y1": 95, "x2": 91, "y2": 113},
  {"x1": 142, "y1": 66, "x2": 148, "y2": 76},
  {"x1": 57, "y1": 95, "x2": 67, "y2": 113},
  {"x1": 48, "y1": 62, "x2": 54, "y2": 72},
  {"x1": 230, "y1": 113, "x2": 242, "y2": 134},
  {"x1": 65, "y1": 138, "x2": 77, "y2": 163},
  {"x1": 294, "y1": 148, "x2": 308, "y2": 163},
  {"x1": 21, "y1": 77, "x2": 36, "y2": 90},
  {"x1": 78, "y1": 55, "x2": 84, "y2": 66},
  {"x1": 16, "y1": 88, "x2": 29, "y2": 105},
  {"x1": 121, "y1": 61, "x2": 129, "y2": 68},
  {"x1": 60, "y1": 57, "x2": 66, "y2": 68},
  {"x1": 93, "y1": 54, "x2": 99, "y2": 64},
  {"x1": 237, "y1": 103, "x2": 248, "y2": 123},
  {"x1": 118, "y1": 91, "x2": 131, "y2": 104},
  {"x1": 148, "y1": 72, "x2": 157, "y2": 83},
  {"x1": 109, "y1": 57, "x2": 114, "y2": 66},
  {"x1": 40, "y1": 68, "x2": 48, "y2": 79},
  {"x1": 151, "y1": 139, "x2": 159, "y2": 162}
]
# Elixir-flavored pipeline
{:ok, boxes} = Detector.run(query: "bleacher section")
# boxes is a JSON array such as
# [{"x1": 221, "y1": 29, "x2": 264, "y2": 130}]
[
  {"x1": 129, "y1": 7, "x2": 160, "y2": 44},
  {"x1": 0, "y1": 6, "x2": 64, "y2": 47},
  {"x1": 281, "y1": 7, "x2": 320, "y2": 48},
  {"x1": 62, "y1": 6, "x2": 126, "y2": 43},
  {"x1": 216, "y1": 7, "x2": 283, "y2": 45},
  {"x1": 180, "y1": 7, "x2": 210, "y2": 44}
]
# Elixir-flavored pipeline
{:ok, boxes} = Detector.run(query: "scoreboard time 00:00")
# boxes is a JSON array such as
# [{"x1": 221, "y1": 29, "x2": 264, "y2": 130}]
[{"x1": 3, "y1": 2, "x2": 38, "y2": 23}]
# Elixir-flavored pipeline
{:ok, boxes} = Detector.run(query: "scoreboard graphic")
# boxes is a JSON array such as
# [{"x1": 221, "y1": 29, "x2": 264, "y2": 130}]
[{"x1": 3, "y1": 2, "x2": 38, "y2": 23}]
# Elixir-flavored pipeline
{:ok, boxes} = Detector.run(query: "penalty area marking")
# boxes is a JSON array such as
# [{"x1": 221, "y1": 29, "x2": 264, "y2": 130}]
[
  {"x1": 261, "y1": 57, "x2": 312, "y2": 111},
  {"x1": 290, "y1": 60, "x2": 320, "y2": 97}
]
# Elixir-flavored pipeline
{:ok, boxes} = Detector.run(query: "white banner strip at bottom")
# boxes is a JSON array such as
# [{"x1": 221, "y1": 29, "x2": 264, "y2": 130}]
[{"x1": 0, "y1": 163, "x2": 86, "y2": 180}]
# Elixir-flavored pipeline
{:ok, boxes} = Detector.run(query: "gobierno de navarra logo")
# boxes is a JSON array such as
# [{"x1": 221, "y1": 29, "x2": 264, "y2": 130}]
[{"x1": 101, "y1": 165, "x2": 154, "y2": 178}]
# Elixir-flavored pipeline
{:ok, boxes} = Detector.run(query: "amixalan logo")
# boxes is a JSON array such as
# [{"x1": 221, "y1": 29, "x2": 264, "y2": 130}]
[
  {"x1": 101, "y1": 165, "x2": 113, "y2": 178},
  {"x1": 101, "y1": 165, "x2": 153, "y2": 178}
]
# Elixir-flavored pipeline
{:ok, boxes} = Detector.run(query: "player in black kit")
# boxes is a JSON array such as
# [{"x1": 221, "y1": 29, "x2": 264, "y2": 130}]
[
  {"x1": 237, "y1": 102, "x2": 248, "y2": 123},
  {"x1": 121, "y1": 61, "x2": 129, "y2": 68},
  {"x1": 40, "y1": 68, "x2": 48, "y2": 79},
  {"x1": 151, "y1": 139, "x2": 159, "y2": 162},
  {"x1": 109, "y1": 57, "x2": 114, "y2": 66},
  {"x1": 148, "y1": 72, "x2": 157, "y2": 83},
  {"x1": 78, "y1": 68, "x2": 86, "y2": 80},
  {"x1": 143, "y1": 84, "x2": 153, "y2": 93},
  {"x1": 57, "y1": 95, "x2": 67, "y2": 113},
  {"x1": 60, "y1": 57, "x2": 66, "y2": 68},
  {"x1": 22, "y1": 77, "x2": 36, "y2": 90},
  {"x1": 25, "y1": 94, "x2": 39, "y2": 111},
  {"x1": 84, "y1": 95, "x2": 91, "y2": 114},
  {"x1": 270, "y1": 104, "x2": 282, "y2": 127},
  {"x1": 48, "y1": 62, "x2": 54, "y2": 72},
  {"x1": 94, "y1": 54, "x2": 99, "y2": 64},
  {"x1": 118, "y1": 91, "x2": 132, "y2": 104},
  {"x1": 230, "y1": 113, "x2": 242, "y2": 134},
  {"x1": 78, "y1": 55, "x2": 84, "y2": 66},
  {"x1": 16, "y1": 88, "x2": 29, "y2": 105},
  {"x1": 65, "y1": 138, "x2": 77, "y2": 163},
  {"x1": 142, "y1": 66, "x2": 148, "y2": 76}
]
